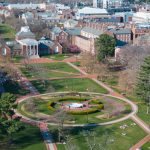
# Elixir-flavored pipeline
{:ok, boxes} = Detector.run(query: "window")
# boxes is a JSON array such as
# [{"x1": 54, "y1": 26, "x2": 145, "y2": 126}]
[{"x1": 2, "y1": 48, "x2": 7, "y2": 56}]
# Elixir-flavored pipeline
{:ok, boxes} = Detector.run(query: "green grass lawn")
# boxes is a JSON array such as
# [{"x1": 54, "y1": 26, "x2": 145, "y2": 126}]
[
  {"x1": 42, "y1": 54, "x2": 73, "y2": 61},
  {"x1": 11, "y1": 56, "x2": 25, "y2": 63},
  {"x1": 0, "y1": 124, "x2": 46, "y2": 150},
  {"x1": 142, "y1": 141, "x2": 150, "y2": 150},
  {"x1": 100, "y1": 75, "x2": 118, "y2": 86},
  {"x1": 0, "y1": 24, "x2": 16, "y2": 40},
  {"x1": 20, "y1": 62, "x2": 80, "y2": 79},
  {"x1": 137, "y1": 103, "x2": 150, "y2": 125},
  {"x1": 72, "y1": 61, "x2": 81, "y2": 67},
  {"x1": 41, "y1": 54, "x2": 73, "y2": 61},
  {"x1": 31, "y1": 78, "x2": 108, "y2": 94},
  {"x1": 49, "y1": 119, "x2": 147, "y2": 150},
  {"x1": 3, "y1": 80, "x2": 30, "y2": 96}
]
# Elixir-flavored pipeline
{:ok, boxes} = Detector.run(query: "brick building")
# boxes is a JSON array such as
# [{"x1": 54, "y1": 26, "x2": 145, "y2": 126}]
[
  {"x1": 0, "y1": 44, "x2": 11, "y2": 59},
  {"x1": 132, "y1": 23, "x2": 150, "y2": 43},
  {"x1": 106, "y1": 28, "x2": 132, "y2": 46}
]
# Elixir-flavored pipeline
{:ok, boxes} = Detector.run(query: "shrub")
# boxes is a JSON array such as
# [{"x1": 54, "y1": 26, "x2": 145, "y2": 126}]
[
  {"x1": 90, "y1": 99, "x2": 103, "y2": 104},
  {"x1": 58, "y1": 97, "x2": 88, "y2": 102},
  {"x1": 97, "y1": 104, "x2": 104, "y2": 110},
  {"x1": 67, "y1": 108, "x2": 99, "y2": 115},
  {"x1": 47, "y1": 101, "x2": 55, "y2": 111}
]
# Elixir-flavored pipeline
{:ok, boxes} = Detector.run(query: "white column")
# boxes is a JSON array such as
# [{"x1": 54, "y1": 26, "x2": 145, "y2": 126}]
[
  {"x1": 30, "y1": 45, "x2": 32, "y2": 56},
  {"x1": 36, "y1": 44, "x2": 38, "y2": 56},
  {"x1": 34, "y1": 45, "x2": 36, "y2": 55},
  {"x1": 26, "y1": 45, "x2": 28, "y2": 56}
]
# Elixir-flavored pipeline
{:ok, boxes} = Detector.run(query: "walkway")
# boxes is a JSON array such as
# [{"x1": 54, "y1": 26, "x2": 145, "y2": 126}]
[
  {"x1": 15, "y1": 57, "x2": 150, "y2": 150},
  {"x1": 67, "y1": 61, "x2": 150, "y2": 149},
  {"x1": 12, "y1": 64, "x2": 57, "y2": 150},
  {"x1": 130, "y1": 134, "x2": 150, "y2": 150}
]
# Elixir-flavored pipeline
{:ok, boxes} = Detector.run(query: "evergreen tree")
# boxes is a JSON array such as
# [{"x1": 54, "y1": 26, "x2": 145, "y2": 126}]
[
  {"x1": 136, "y1": 56, "x2": 150, "y2": 114},
  {"x1": 95, "y1": 34, "x2": 116, "y2": 62},
  {"x1": 0, "y1": 93, "x2": 24, "y2": 143}
]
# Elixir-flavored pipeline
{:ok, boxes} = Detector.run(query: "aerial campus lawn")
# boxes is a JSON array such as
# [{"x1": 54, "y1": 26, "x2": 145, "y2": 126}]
[
  {"x1": 0, "y1": 124, "x2": 46, "y2": 150},
  {"x1": 0, "y1": 24, "x2": 15, "y2": 40},
  {"x1": 49, "y1": 119, "x2": 147, "y2": 150},
  {"x1": 31, "y1": 78, "x2": 108, "y2": 94},
  {"x1": 20, "y1": 62, "x2": 80, "y2": 79}
]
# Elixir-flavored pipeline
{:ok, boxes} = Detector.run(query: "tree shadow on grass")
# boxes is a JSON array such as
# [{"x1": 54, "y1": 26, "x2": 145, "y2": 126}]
[{"x1": 0, "y1": 124, "x2": 46, "y2": 150}]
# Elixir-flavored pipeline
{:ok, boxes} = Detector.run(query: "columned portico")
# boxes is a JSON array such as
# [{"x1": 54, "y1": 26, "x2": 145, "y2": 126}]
[{"x1": 18, "y1": 38, "x2": 39, "y2": 58}]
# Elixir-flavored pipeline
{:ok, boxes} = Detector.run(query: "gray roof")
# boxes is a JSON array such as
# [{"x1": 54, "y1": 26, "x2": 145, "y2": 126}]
[
  {"x1": 65, "y1": 27, "x2": 82, "y2": 36},
  {"x1": 51, "y1": 26, "x2": 62, "y2": 34},
  {"x1": 82, "y1": 27, "x2": 103, "y2": 36},
  {"x1": 13, "y1": 43, "x2": 22, "y2": 50},
  {"x1": 6, "y1": 41, "x2": 22, "y2": 50},
  {"x1": 109, "y1": 28, "x2": 131, "y2": 34},
  {"x1": 16, "y1": 31, "x2": 35, "y2": 37},
  {"x1": 38, "y1": 38, "x2": 55, "y2": 47}
]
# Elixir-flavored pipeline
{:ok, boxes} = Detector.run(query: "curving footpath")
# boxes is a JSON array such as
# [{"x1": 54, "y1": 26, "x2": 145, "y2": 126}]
[
  {"x1": 15, "y1": 58, "x2": 150, "y2": 150},
  {"x1": 67, "y1": 61, "x2": 150, "y2": 150}
]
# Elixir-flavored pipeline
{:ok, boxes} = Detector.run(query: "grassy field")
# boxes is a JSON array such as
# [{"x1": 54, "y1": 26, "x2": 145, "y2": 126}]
[
  {"x1": 20, "y1": 62, "x2": 80, "y2": 79},
  {"x1": 48, "y1": 119, "x2": 147, "y2": 150},
  {"x1": 0, "y1": 124, "x2": 46, "y2": 150},
  {"x1": 12, "y1": 56, "x2": 24, "y2": 63},
  {"x1": 137, "y1": 103, "x2": 150, "y2": 125},
  {"x1": 31, "y1": 78, "x2": 108, "y2": 94},
  {"x1": 42, "y1": 54, "x2": 73, "y2": 61},
  {"x1": 0, "y1": 24, "x2": 15, "y2": 40},
  {"x1": 142, "y1": 141, "x2": 150, "y2": 150}
]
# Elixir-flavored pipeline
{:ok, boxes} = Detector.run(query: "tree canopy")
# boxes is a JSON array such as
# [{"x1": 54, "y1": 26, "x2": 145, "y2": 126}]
[
  {"x1": 136, "y1": 56, "x2": 150, "y2": 104},
  {"x1": 0, "y1": 93, "x2": 23, "y2": 142},
  {"x1": 95, "y1": 34, "x2": 116, "y2": 62},
  {"x1": 136, "y1": 56, "x2": 150, "y2": 114}
]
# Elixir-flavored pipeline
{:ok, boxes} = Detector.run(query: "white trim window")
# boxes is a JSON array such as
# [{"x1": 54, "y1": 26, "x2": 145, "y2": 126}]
[{"x1": 2, "y1": 48, "x2": 7, "y2": 56}]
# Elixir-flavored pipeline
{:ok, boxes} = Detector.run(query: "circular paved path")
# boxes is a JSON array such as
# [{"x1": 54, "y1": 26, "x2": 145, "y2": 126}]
[{"x1": 16, "y1": 92, "x2": 138, "y2": 127}]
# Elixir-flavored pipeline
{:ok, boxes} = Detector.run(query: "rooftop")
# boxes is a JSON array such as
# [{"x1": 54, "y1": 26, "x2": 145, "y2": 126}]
[
  {"x1": 109, "y1": 28, "x2": 131, "y2": 34},
  {"x1": 51, "y1": 26, "x2": 62, "y2": 34},
  {"x1": 77, "y1": 7, "x2": 108, "y2": 15},
  {"x1": 18, "y1": 38, "x2": 38, "y2": 45},
  {"x1": 82, "y1": 27, "x2": 103, "y2": 36},
  {"x1": 65, "y1": 27, "x2": 82, "y2": 36}
]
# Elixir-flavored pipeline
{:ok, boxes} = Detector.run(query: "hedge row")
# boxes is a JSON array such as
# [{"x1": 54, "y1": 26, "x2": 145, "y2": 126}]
[
  {"x1": 58, "y1": 96, "x2": 88, "y2": 102},
  {"x1": 47, "y1": 101, "x2": 55, "y2": 111},
  {"x1": 90, "y1": 99, "x2": 103, "y2": 104},
  {"x1": 68, "y1": 108, "x2": 99, "y2": 115}
]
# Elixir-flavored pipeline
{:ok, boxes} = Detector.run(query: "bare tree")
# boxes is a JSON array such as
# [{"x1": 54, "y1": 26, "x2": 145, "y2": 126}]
[
  {"x1": 53, "y1": 109, "x2": 70, "y2": 143},
  {"x1": 80, "y1": 52, "x2": 97, "y2": 73},
  {"x1": 65, "y1": 134, "x2": 78, "y2": 150},
  {"x1": 118, "y1": 45, "x2": 150, "y2": 93},
  {"x1": 82, "y1": 130, "x2": 114, "y2": 150}
]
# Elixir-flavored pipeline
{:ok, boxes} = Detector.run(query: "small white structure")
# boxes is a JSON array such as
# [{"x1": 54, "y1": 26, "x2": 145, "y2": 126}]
[{"x1": 66, "y1": 103, "x2": 83, "y2": 109}]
